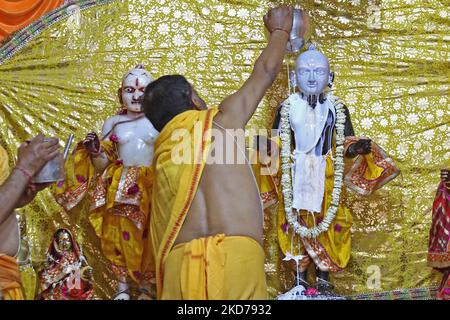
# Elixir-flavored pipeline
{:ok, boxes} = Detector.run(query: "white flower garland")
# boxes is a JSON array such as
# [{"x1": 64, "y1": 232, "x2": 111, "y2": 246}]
[{"x1": 280, "y1": 94, "x2": 346, "y2": 239}]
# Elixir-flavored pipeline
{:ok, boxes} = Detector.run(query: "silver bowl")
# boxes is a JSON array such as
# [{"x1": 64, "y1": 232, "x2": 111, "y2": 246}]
[
  {"x1": 286, "y1": 9, "x2": 310, "y2": 53},
  {"x1": 31, "y1": 155, "x2": 64, "y2": 184}
]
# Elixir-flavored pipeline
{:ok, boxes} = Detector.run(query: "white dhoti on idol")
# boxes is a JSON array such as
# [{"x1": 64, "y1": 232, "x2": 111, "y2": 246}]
[
  {"x1": 289, "y1": 94, "x2": 336, "y2": 214},
  {"x1": 291, "y1": 152, "x2": 326, "y2": 213}
]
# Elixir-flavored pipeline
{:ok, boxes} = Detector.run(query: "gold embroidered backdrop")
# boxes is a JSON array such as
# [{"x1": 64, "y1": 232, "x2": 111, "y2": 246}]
[{"x1": 0, "y1": 0, "x2": 448, "y2": 298}]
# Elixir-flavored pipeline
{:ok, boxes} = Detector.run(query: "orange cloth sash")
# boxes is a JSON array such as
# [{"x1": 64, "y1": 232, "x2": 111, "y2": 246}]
[
  {"x1": 150, "y1": 107, "x2": 219, "y2": 299},
  {"x1": 0, "y1": 254, "x2": 23, "y2": 300}
]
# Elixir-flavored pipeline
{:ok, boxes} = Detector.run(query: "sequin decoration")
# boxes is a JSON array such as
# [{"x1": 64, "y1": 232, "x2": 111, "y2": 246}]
[{"x1": 0, "y1": 0, "x2": 448, "y2": 298}]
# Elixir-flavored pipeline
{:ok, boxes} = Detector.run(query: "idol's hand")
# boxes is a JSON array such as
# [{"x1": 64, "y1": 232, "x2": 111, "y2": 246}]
[
  {"x1": 17, "y1": 134, "x2": 60, "y2": 176},
  {"x1": 347, "y1": 139, "x2": 372, "y2": 157},
  {"x1": 254, "y1": 135, "x2": 272, "y2": 155},
  {"x1": 441, "y1": 169, "x2": 450, "y2": 183},
  {"x1": 354, "y1": 139, "x2": 372, "y2": 155},
  {"x1": 83, "y1": 132, "x2": 101, "y2": 154},
  {"x1": 81, "y1": 266, "x2": 94, "y2": 281},
  {"x1": 263, "y1": 5, "x2": 293, "y2": 36}
]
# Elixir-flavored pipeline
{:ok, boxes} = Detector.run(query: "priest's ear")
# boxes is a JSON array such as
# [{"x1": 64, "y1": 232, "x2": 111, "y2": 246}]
[
  {"x1": 328, "y1": 71, "x2": 335, "y2": 88},
  {"x1": 191, "y1": 89, "x2": 207, "y2": 110}
]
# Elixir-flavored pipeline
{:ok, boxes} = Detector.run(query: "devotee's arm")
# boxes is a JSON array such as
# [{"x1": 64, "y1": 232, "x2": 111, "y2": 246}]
[
  {"x1": 0, "y1": 213, "x2": 19, "y2": 256},
  {"x1": 216, "y1": 6, "x2": 293, "y2": 129},
  {"x1": 0, "y1": 135, "x2": 59, "y2": 225},
  {"x1": 0, "y1": 168, "x2": 29, "y2": 225}
]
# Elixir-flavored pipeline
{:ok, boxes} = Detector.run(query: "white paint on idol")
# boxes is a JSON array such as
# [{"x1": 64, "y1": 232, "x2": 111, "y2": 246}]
[
  {"x1": 121, "y1": 66, "x2": 153, "y2": 113},
  {"x1": 101, "y1": 65, "x2": 158, "y2": 167},
  {"x1": 294, "y1": 46, "x2": 331, "y2": 96}
]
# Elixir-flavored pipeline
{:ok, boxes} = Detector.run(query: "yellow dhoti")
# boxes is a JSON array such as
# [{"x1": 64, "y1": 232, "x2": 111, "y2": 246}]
[
  {"x1": 0, "y1": 254, "x2": 24, "y2": 300},
  {"x1": 162, "y1": 234, "x2": 267, "y2": 300},
  {"x1": 89, "y1": 163, "x2": 154, "y2": 283},
  {"x1": 54, "y1": 141, "x2": 155, "y2": 284}
]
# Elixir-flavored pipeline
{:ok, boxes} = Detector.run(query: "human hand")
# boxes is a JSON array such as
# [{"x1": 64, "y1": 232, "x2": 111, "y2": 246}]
[
  {"x1": 348, "y1": 139, "x2": 372, "y2": 157},
  {"x1": 16, "y1": 134, "x2": 60, "y2": 176},
  {"x1": 263, "y1": 5, "x2": 293, "y2": 37},
  {"x1": 83, "y1": 132, "x2": 101, "y2": 154}
]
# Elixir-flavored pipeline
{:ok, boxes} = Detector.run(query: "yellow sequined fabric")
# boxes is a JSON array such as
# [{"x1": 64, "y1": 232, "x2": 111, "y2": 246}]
[{"x1": 0, "y1": 0, "x2": 448, "y2": 298}]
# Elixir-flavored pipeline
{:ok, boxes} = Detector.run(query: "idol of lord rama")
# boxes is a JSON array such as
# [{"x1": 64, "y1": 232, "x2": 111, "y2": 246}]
[
  {"x1": 272, "y1": 46, "x2": 400, "y2": 297},
  {"x1": 54, "y1": 64, "x2": 159, "y2": 300}
]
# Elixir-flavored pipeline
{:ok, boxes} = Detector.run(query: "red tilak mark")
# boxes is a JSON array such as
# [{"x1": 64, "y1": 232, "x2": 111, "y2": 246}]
[{"x1": 135, "y1": 77, "x2": 140, "y2": 87}]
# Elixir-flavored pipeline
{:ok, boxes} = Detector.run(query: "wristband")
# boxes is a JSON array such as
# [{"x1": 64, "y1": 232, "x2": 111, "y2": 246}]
[
  {"x1": 271, "y1": 28, "x2": 290, "y2": 38},
  {"x1": 15, "y1": 165, "x2": 33, "y2": 183}
]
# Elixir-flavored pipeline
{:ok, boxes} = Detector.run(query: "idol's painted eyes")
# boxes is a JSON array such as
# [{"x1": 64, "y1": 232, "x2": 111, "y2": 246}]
[
  {"x1": 315, "y1": 68, "x2": 327, "y2": 75},
  {"x1": 124, "y1": 87, "x2": 136, "y2": 93},
  {"x1": 298, "y1": 68, "x2": 327, "y2": 76},
  {"x1": 298, "y1": 68, "x2": 309, "y2": 75},
  {"x1": 124, "y1": 86, "x2": 146, "y2": 93}
]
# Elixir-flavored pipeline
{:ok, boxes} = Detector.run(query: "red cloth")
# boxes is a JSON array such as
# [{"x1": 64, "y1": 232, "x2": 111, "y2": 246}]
[
  {"x1": 428, "y1": 182, "x2": 450, "y2": 269},
  {"x1": 436, "y1": 271, "x2": 450, "y2": 300}
]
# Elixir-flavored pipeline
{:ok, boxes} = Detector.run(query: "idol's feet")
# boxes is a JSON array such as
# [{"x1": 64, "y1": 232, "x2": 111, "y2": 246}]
[
  {"x1": 114, "y1": 281, "x2": 131, "y2": 300},
  {"x1": 113, "y1": 289, "x2": 131, "y2": 300},
  {"x1": 315, "y1": 270, "x2": 337, "y2": 296},
  {"x1": 316, "y1": 277, "x2": 335, "y2": 296},
  {"x1": 294, "y1": 270, "x2": 311, "y2": 289},
  {"x1": 315, "y1": 270, "x2": 347, "y2": 299},
  {"x1": 137, "y1": 286, "x2": 155, "y2": 300},
  {"x1": 436, "y1": 269, "x2": 450, "y2": 300}
]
